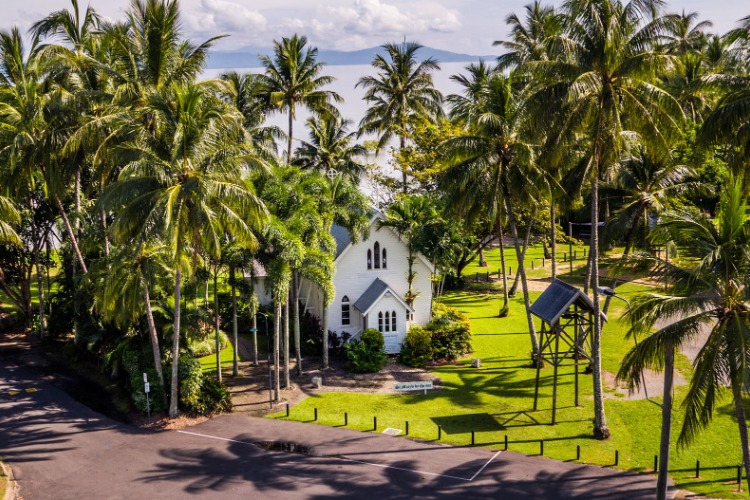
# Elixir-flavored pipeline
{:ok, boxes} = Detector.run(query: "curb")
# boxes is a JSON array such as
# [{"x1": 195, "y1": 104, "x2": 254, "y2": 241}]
[{"x1": 1, "y1": 462, "x2": 18, "y2": 500}]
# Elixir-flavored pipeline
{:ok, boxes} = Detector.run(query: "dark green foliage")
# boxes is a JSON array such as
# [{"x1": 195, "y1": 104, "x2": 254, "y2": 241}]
[
  {"x1": 177, "y1": 355, "x2": 232, "y2": 414},
  {"x1": 344, "y1": 328, "x2": 388, "y2": 373},
  {"x1": 427, "y1": 303, "x2": 472, "y2": 361},
  {"x1": 400, "y1": 325, "x2": 434, "y2": 367},
  {"x1": 299, "y1": 310, "x2": 323, "y2": 355}
]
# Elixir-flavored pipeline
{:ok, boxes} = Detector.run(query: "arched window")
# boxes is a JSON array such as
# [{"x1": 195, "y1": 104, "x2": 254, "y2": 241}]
[
  {"x1": 341, "y1": 296, "x2": 350, "y2": 326},
  {"x1": 391, "y1": 311, "x2": 397, "y2": 332},
  {"x1": 367, "y1": 249, "x2": 372, "y2": 269},
  {"x1": 382, "y1": 248, "x2": 387, "y2": 269},
  {"x1": 377, "y1": 311, "x2": 384, "y2": 332},
  {"x1": 374, "y1": 242, "x2": 381, "y2": 268}
]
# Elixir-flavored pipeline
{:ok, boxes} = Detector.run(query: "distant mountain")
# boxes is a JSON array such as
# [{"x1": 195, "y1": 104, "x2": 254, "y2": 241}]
[{"x1": 206, "y1": 45, "x2": 498, "y2": 69}]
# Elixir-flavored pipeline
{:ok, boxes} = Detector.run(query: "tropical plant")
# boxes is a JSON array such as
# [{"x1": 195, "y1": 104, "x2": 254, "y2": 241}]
[
  {"x1": 101, "y1": 81, "x2": 265, "y2": 416},
  {"x1": 357, "y1": 41, "x2": 443, "y2": 192},
  {"x1": 618, "y1": 179, "x2": 750, "y2": 498},
  {"x1": 441, "y1": 68, "x2": 541, "y2": 351},
  {"x1": 530, "y1": 0, "x2": 684, "y2": 439},
  {"x1": 293, "y1": 115, "x2": 367, "y2": 182},
  {"x1": 258, "y1": 34, "x2": 341, "y2": 163}
]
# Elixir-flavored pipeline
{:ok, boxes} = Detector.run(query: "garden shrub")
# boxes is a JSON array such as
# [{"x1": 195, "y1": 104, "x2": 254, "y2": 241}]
[
  {"x1": 400, "y1": 325, "x2": 434, "y2": 367},
  {"x1": 427, "y1": 304, "x2": 472, "y2": 361},
  {"x1": 177, "y1": 355, "x2": 232, "y2": 414},
  {"x1": 188, "y1": 330, "x2": 230, "y2": 357},
  {"x1": 344, "y1": 328, "x2": 388, "y2": 373}
]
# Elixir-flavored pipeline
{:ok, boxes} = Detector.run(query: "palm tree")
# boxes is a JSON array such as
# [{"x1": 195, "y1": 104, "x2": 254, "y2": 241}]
[
  {"x1": 603, "y1": 146, "x2": 699, "y2": 255},
  {"x1": 258, "y1": 34, "x2": 342, "y2": 163},
  {"x1": 494, "y1": 1, "x2": 564, "y2": 71},
  {"x1": 0, "y1": 195, "x2": 21, "y2": 246},
  {"x1": 357, "y1": 41, "x2": 443, "y2": 192},
  {"x1": 378, "y1": 195, "x2": 436, "y2": 311},
  {"x1": 441, "y1": 67, "x2": 541, "y2": 355},
  {"x1": 530, "y1": 0, "x2": 683, "y2": 439},
  {"x1": 102, "y1": 82, "x2": 266, "y2": 417},
  {"x1": 661, "y1": 11, "x2": 712, "y2": 55},
  {"x1": 293, "y1": 115, "x2": 367, "y2": 182},
  {"x1": 618, "y1": 179, "x2": 750, "y2": 497}
]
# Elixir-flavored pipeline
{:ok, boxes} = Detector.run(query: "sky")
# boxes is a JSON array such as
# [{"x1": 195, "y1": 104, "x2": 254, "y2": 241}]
[{"x1": 5, "y1": 0, "x2": 749, "y2": 55}]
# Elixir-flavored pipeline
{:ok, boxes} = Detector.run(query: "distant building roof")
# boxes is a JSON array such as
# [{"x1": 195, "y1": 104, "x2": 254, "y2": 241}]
[
  {"x1": 353, "y1": 278, "x2": 413, "y2": 315},
  {"x1": 530, "y1": 279, "x2": 605, "y2": 325},
  {"x1": 331, "y1": 223, "x2": 352, "y2": 258}
]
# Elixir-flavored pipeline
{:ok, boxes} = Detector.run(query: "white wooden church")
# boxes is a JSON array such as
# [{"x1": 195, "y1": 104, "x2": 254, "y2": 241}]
[{"x1": 253, "y1": 213, "x2": 433, "y2": 353}]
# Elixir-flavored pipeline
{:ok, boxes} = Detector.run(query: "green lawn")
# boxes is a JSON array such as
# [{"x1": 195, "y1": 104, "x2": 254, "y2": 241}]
[
  {"x1": 270, "y1": 279, "x2": 746, "y2": 498},
  {"x1": 462, "y1": 243, "x2": 591, "y2": 282},
  {"x1": 198, "y1": 338, "x2": 239, "y2": 375}
]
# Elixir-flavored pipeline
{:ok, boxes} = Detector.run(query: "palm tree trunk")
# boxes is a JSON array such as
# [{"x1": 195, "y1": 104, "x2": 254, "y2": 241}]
[
  {"x1": 656, "y1": 337, "x2": 674, "y2": 500},
  {"x1": 550, "y1": 201, "x2": 557, "y2": 280},
  {"x1": 142, "y1": 282, "x2": 166, "y2": 405},
  {"x1": 273, "y1": 302, "x2": 281, "y2": 401},
  {"x1": 322, "y1": 297, "x2": 329, "y2": 369},
  {"x1": 214, "y1": 271, "x2": 222, "y2": 383},
  {"x1": 501, "y1": 169, "x2": 540, "y2": 360},
  {"x1": 733, "y1": 377, "x2": 750, "y2": 493},
  {"x1": 54, "y1": 195, "x2": 87, "y2": 274},
  {"x1": 509, "y1": 222, "x2": 533, "y2": 297},
  {"x1": 231, "y1": 266, "x2": 239, "y2": 377},
  {"x1": 287, "y1": 106, "x2": 294, "y2": 164},
  {"x1": 293, "y1": 271, "x2": 302, "y2": 375},
  {"x1": 400, "y1": 134, "x2": 408, "y2": 194},
  {"x1": 100, "y1": 179, "x2": 110, "y2": 258},
  {"x1": 252, "y1": 308, "x2": 259, "y2": 366},
  {"x1": 283, "y1": 296, "x2": 290, "y2": 388},
  {"x1": 34, "y1": 244, "x2": 45, "y2": 339},
  {"x1": 591, "y1": 174, "x2": 610, "y2": 440},
  {"x1": 478, "y1": 248, "x2": 487, "y2": 267},
  {"x1": 497, "y1": 213, "x2": 509, "y2": 317},
  {"x1": 169, "y1": 268, "x2": 182, "y2": 417}
]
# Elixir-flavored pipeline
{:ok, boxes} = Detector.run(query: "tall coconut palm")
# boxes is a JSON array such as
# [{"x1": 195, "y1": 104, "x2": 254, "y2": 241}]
[
  {"x1": 293, "y1": 115, "x2": 367, "y2": 182},
  {"x1": 618, "y1": 179, "x2": 750, "y2": 497},
  {"x1": 441, "y1": 67, "x2": 541, "y2": 355},
  {"x1": 102, "y1": 82, "x2": 266, "y2": 417},
  {"x1": 0, "y1": 195, "x2": 21, "y2": 246},
  {"x1": 530, "y1": 0, "x2": 683, "y2": 439},
  {"x1": 357, "y1": 41, "x2": 443, "y2": 192},
  {"x1": 495, "y1": 1, "x2": 564, "y2": 71},
  {"x1": 258, "y1": 34, "x2": 342, "y2": 163},
  {"x1": 660, "y1": 10, "x2": 712, "y2": 55},
  {"x1": 602, "y1": 146, "x2": 700, "y2": 255}
]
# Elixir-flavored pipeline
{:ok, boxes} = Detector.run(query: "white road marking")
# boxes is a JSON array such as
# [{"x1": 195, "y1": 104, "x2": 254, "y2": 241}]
[{"x1": 177, "y1": 429, "x2": 502, "y2": 482}]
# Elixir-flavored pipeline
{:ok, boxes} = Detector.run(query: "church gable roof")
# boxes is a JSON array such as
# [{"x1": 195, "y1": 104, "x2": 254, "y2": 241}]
[{"x1": 353, "y1": 278, "x2": 413, "y2": 315}]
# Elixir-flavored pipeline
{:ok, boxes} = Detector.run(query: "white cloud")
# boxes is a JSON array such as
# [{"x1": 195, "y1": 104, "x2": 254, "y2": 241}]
[
  {"x1": 323, "y1": 0, "x2": 461, "y2": 37},
  {"x1": 185, "y1": 0, "x2": 267, "y2": 33}
]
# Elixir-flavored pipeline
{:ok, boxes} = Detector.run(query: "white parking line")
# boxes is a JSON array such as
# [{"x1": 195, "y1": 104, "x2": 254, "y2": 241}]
[{"x1": 177, "y1": 430, "x2": 502, "y2": 482}]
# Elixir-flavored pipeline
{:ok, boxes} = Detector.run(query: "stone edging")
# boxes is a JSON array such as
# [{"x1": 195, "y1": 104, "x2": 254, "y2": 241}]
[{"x1": 1, "y1": 462, "x2": 18, "y2": 500}]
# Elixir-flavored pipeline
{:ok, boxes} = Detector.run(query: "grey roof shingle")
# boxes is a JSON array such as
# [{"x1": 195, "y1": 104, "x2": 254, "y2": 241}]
[
  {"x1": 331, "y1": 223, "x2": 351, "y2": 258},
  {"x1": 529, "y1": 279, "x2": 604, "y2": 325},
  {"x1": 353, "y1": 278, "x2": 390, "y2": 313}
]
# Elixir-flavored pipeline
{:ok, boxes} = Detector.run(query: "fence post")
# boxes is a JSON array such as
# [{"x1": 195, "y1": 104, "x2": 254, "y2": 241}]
[
  {"x1": 373, "y1": 416, "x2": 377, "y2": 431},
  {"x1": 405, "y1": 421, "x2": 409, "y2": 436},
  {"x1": 540, "y1": 440, "x2": 544, "y2": 456},
  {"x1": 314, "y1": 408, "x2": 318, "y2": 421},
  {"x1": 286, "y1": 403, "x2": 290, "y2": 417},
  {"x1": 576, "y1": 445, "x2": 580, "y2": 461},
  {"x1": 504, "y1": 434, "x2": 508, "y2": 451},
  {"x1": 654, "y1": 455, "x2": 658, "y2": 473},
  {"x1": 438, "y1": 425, "x2": 442, "y2": 440},
  {"x1": 344, "y1": 412, "x2": 348, "y2": 426},
  {"x1": 695, "y1": 460, "x2": 700, "y2": 479},
  {"x1": 615, "y1": 450, "x2": 619, "y2": 466},
  {"x1": 471, "y1": 430, "x2": 475, "y2": 447}
]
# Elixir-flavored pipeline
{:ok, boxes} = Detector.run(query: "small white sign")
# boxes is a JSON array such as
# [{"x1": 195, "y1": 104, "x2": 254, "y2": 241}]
[
  {"x1": 394, "y1": 381, "x2": 433, "y2": 392},
  {"x1": 144, "y1": 382, "x2": 150, "y2": 394}
]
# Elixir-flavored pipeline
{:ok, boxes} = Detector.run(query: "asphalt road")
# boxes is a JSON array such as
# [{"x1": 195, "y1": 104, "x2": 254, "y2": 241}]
[{"x1": 0, "y1": 359, "x2": 669, "y2": 499}]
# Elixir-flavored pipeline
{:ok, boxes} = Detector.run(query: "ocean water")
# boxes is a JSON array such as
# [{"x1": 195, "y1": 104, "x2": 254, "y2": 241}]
[{"x1": 203, "y1": 61, "x2": 477, "y2": 164}]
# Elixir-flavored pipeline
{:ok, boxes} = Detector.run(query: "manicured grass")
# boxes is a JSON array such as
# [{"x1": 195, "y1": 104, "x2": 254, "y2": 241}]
[
  {"x1": 198, "y1": 338, "x2": 239, "y2": 375},
  {"x1": 270, "y1": 281, "x2": 747, "y2": 498},
  {"x1": 462, "y1": 243, "x2": 590, "y2": 281}
]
